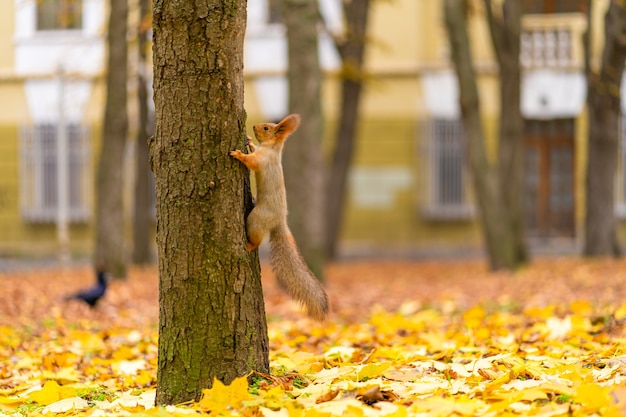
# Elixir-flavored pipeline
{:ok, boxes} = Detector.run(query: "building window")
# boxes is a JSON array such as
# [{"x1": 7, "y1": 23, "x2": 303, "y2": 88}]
[
  {"x1": 37, "y1": 0, "x2": 82, "y2": 31},
  {"x1": 19, "y1": 124, "x2": 91, "y2": 223},
  {"x1": 521, "y1": 28, "x2": 573, "y2": 68},
  {"x1": 421, "y1": 119, "x2": 474, "y2": 220}
]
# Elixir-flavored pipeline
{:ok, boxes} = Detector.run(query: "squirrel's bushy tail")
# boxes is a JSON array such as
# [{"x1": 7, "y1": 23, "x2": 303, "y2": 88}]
[{"x1": 269, "y1": 224, "x2": 329, "y2": 320}]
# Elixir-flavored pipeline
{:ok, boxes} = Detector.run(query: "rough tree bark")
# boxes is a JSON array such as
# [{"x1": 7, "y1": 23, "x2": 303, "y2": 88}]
[
  {"x1": 484, "y1": 0, "x2": 528, "y2": 266},
  {"x1": 94, "y1": 0, "x2": 128, "y2": 278},
  {"x1": 152, "y1": 0, "x2": 269, "y2": 405},
  {"x1": 443, "y1": 0, "x2": 524, "y2": 270},
  {"x1": 584, "y1": 1, "x2": 626, "y2": 257},
  {"x1": 132, "y1": 0, "x2": 154, "y2": 265},
  {"x1": 325, "y1": 0, "x2": 371, "y2": 260},
  {"x1": 280, "y1": 0, "x2": 326, "y2": 279}
]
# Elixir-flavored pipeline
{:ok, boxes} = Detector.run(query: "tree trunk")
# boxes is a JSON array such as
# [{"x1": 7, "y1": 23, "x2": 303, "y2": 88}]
[
  {"x1": 484, "y1": 0, "x2": 528, "y2": 265},
  {"x1": 584, "y1": 1, "x2": 626, "y2": 257},
  {"x1": 326, "y1": 0, "x2": 371, "y2": 260},
  {"x1": 94, "y1": 0, "x2": 128, "y2": 278},
  {"x1": 152, "y1": 0, "x2": 269, "y2": 405},
  {"x1": 443, "y1": 0, "x2": 522, "y2": 271},
  {"x1": 132, "y1": 0, "x2": 154, "y2": 265},
  {"x1": 281, "y1": 0, "x2": 326, "y2": 279},
  {"x1": 132, "y1": 74, "x2": 153, "y2": 264}
]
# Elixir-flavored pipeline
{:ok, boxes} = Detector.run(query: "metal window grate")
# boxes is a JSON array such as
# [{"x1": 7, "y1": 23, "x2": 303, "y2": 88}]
[
  {"x1": 19, "y1": 124, "x2": 91, "y2": 223},
  {"x1": 421, "y1": 119, "x2": 475, "y2": 220}
]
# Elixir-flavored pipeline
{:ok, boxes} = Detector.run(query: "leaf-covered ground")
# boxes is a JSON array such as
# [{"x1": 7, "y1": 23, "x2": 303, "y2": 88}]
[{"x1": 1, "y1": 257, "x2": 625, "y2": 416}]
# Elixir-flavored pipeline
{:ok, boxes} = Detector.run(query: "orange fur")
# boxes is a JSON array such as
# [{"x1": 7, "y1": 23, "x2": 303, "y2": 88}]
[{"x1": 229, "y1": 150, "x2": 261, "y2": 171}]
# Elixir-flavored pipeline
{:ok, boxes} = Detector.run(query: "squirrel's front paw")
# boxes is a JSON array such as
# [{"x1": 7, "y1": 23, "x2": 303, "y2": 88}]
[{"x1": 230, "y1": 150, "x2": 243, "y2": 158}]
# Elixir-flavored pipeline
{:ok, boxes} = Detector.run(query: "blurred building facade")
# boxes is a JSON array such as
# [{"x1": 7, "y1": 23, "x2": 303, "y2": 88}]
[{"x1": 0, "y1": 0, "x2": 622, "y2": 258}]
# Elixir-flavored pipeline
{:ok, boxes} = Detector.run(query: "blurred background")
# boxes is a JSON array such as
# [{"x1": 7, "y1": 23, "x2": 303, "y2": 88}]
[{"x1": 0, "y1": 0, "x2": 624, "y2": 269}]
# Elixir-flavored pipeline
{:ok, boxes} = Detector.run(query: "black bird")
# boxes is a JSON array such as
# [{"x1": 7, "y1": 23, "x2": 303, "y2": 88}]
[{"x1": 64, "y1": 269, "x2": 109, "y2": 307}]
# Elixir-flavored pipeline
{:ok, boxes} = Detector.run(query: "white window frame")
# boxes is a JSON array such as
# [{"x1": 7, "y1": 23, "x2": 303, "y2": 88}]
[
  {"x1": 521, "y1": 27, "x2": 573, "y2": 69},
  {"x1": 520, "y1": 14, "x2": 586, "y2": 71}
]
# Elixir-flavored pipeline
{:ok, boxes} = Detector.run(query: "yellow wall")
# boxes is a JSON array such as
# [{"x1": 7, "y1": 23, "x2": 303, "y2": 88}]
[
  {"x1": 366, "y1": 0, "x2": 422, "y2": 74},
  {"x1": 0, "y1": 125, "x2": 19, "y2": 242},
  {"x1": 0, "y1": 84, "x2": 27, "y2": 252},
  {"x1": 0, "y1": 0, "x2": 14, "y2": 70},
  {"x1": 0, "y1": 82, "x2": 28, "y2": 124},
  {"x1": 0, "y1": 78, "x2": 101, "y2": 256}
]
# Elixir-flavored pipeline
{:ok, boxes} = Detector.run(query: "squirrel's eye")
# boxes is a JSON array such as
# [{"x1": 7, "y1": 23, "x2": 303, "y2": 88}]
[{"x1": 264, "y1": 126, "x2": 269, "y2": 131}]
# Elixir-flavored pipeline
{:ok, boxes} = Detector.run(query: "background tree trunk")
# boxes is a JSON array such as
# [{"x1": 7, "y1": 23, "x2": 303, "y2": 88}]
[
  {"x1": 484, "y1": 0, "x2": 528, "y2": 265},
  {"x1": 281, "y1": 0, "x2": 326, "y2": 279},
  {"x1": 584, "y1": 1, "x2": 626, "y2": 257},
  {"x1": 325, "y1": 0, "x2": 371, "y2": 260},
  {"x1": 443, "y1": 0, "x2": 523, "y2": 271},
  {"x1": 152, "y1": 0, "x2": 269, "y2": 405},
  {"x1": 94, "y1": 0, "x2": 128, "y2": 278},
  {"x1": 132, "y1": 0, "x2": 154, "y2": 265}
]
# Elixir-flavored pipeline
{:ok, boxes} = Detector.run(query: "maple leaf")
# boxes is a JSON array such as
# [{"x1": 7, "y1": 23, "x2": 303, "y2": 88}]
[
  {"x1": 41, "y1": 396, "x2": 90, "y2": 413},
  {"x1": 28, "y1": 380, "x2": 76, "y2": 405},
  {"x1": 356, "y1": 385, "x2": 399, "y2": 405},
  {"x1": 356, "y1": 362, "x2": 392, "y2": 381},
  {"x1": 196, "y1": 376, "x2": 251, "y2": 414},
  {"x1": 315, "y1": 388, "x2": 340, "y2": 404},
  {"x1": 574, "y1": 383, "x2": 614, "y2": 413}
]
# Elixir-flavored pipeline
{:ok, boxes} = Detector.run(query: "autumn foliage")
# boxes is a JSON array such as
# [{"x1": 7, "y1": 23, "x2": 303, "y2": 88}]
[{"x1": 0, "y1": 258, "x2": 625, "y2": 416}]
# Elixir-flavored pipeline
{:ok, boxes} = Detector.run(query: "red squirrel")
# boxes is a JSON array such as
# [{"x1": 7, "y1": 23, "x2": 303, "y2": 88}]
[{"x1": 230, "y1": 114, "x2": 329, "y2": 320}]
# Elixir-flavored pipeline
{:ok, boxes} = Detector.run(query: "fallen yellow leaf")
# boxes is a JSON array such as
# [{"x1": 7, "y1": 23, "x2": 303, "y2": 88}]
[
  {"x1": 357, "y1": 362, "x2": 392, "y2": 381},
  {"x1": 196, "y1": 376, "x2": 251, "y2": 414},
  {"x1": 575, "y1": 383, "x2": 612, "y2": 411},
  {"x1": 28, "y1": 380, "x2": 76, "y2": 405}
]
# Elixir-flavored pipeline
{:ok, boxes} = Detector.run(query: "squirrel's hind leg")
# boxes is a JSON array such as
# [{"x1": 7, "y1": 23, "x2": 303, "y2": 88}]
[
  {"x1": 245, "y1": 210, "x2": 265, "y2": 252},
  {"x1": 246, "y1": 231, "x2": 263, "y2": 252}
]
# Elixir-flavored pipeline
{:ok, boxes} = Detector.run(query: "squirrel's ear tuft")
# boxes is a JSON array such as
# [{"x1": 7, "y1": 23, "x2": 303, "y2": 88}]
[{"x1": 276, "y1": 114, "x2": 301, "y2": 136}]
